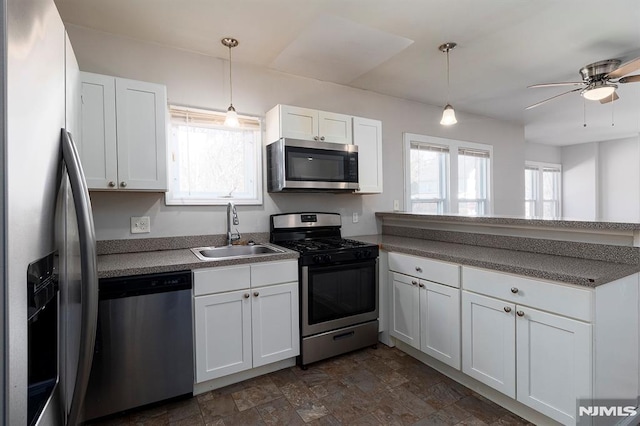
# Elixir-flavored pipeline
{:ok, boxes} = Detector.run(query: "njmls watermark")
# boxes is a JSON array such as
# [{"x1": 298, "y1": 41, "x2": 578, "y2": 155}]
[{"x1": 577, "y1": 399, "x2": 639, "y2": 426}]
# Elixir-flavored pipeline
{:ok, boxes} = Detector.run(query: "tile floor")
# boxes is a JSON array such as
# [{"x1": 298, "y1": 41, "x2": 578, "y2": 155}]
[{"x1": 89, "y1": 345, "x2": 533, "y2": 426}]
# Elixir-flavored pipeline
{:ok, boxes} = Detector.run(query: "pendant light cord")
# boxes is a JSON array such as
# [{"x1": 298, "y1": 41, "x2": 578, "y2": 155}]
[
  {"x1": 228, "y1": 45, "x2": 233, "y2": 106},
  {"x1": 446, "y1": 49, "x2": 450, "y2": 104}
]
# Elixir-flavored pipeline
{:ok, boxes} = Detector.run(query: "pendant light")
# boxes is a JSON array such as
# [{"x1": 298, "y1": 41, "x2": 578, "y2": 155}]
[
  {"x1": 222, "y1": 37, "x2": 239, "y2": 127},
  {"x1": 439, "y1": 42, "x2": 457, "y2": 126}
]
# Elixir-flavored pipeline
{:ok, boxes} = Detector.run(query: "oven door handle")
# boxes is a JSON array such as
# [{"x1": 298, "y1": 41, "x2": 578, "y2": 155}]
[{"x1": 333, "y1": 331, "x2": 355, "y2": 341}]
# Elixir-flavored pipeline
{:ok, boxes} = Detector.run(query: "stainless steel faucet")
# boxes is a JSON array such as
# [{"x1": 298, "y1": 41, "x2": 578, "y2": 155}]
[{"x1": 226, "y1": 202, "x2": 241, "y2": 246}]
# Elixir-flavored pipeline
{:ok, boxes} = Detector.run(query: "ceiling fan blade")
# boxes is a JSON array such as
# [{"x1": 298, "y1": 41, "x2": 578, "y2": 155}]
[
  {"x1": 600, "y1": 92, "x2": 619, "y2": 104},
  {"x1": 527, "y1": 82, "x2": 584, "y2": 89},
  {"x1": 607, "y1": 57, "x2": 640, "y2": 79},
  {"x1": 525, "y1": 88, "x2": 582, "y2": 110},
  {"x1": 619, "y1": 75, "x2": 640, "y2": 84}
]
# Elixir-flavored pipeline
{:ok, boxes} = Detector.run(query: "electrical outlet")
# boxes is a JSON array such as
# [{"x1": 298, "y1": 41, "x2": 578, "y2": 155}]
[
  {"x1": 131, "y1": 216, "x2": 151, "y2": 234},
  {"x1": 393, "y1": 200, "x2": 400, "y2": 211},
  {"x1": 352, "y1": 212, "x2": 359, "y2": 223}
]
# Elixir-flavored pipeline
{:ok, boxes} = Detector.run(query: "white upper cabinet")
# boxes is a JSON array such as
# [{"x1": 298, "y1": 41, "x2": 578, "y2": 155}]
[
  {"x1": 353, "y1": 117, "x2": 383, "y2": 194},
  {"x1": 266, "y1": 104, "x2": 352, "y2": 145},
  {"x1": 80, "y1": 72, "x2": 167, "y2": 191}
]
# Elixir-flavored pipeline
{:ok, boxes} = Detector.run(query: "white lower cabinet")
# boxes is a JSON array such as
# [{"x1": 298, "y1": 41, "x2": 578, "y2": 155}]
[
  {"x1": 388, "y1": 254, "x2": 639, "y2": 426},
  {"x1": 462, "y1": 289, "x2": 592, "y2": 424},
  {"x1": 194, "y1": 289, "x2": 252, "y2": 380},
  {"x1": 515, "y1": 305, "x2": 591, "y2": 424},
  {"x1": 462, "y1": 266, "x2": 595, "y2": 425},
  {"x1": 193, "y1": 260, "x2": 299, "y2": 383},
  {"x1": 461, "y1": 291, "x2": 516, "y2": 398},
  {"x1": 251, "y1": 282, "x2": 299, "y2": 368},
  {"x1": 389, "y1": 252, "x2": 461, "y2": 369}
]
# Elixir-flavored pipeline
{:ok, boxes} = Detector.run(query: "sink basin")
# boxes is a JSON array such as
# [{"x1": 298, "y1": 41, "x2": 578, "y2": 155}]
[{"x1": 191, "y1": 244, "x2": 284, "y2": 261}]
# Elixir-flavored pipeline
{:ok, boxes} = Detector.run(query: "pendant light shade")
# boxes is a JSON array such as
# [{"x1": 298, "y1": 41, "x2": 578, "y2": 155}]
[
  {"x1": 224, "y1": 105, "x2": 239, "y2": 127},
  {"x1": 440, "y1": 104, "x2": 457, "y2": 125},
  {"x1": 222, "y1": 37, "x2": 239, "y2": 127},
  {"x1": 439, "y1": 42, "x2": 457, "y2": 126}
]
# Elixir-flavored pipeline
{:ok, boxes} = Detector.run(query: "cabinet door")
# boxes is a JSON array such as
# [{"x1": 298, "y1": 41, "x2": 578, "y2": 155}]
[
  {"x1": 390, "y1": 272, "x2": 420, "y2": 349},
  {"x1": 194, "y1": 290, "x2": 252, "y2": 383},
  {"x1": 462, "y1": 291, "x2": 516, "y2": 398},
  {"x1": 115, "y1": 78, "x2": 167, "y2": 190},
  {"x1": 251, "y1": 282, "x2": 300, "y2": 368},
  {"x1": 280, "y1": 105, "x2": 319, "y2": 141},
  {"x1": 353, "y1": 117, "x2": 382, "y2": 193},
  {"x1": 419, "y1": 280, "x2": 460, "y2": 369},
  {"x1": 80, "y1": 72, "x2": 118, "y2": 189},
  {"x1": 516, "y1": 306, "x2": 592, "y2": 425},
  {"x1": 318, "y1": 111, "x2": 353, "y2": 144}
]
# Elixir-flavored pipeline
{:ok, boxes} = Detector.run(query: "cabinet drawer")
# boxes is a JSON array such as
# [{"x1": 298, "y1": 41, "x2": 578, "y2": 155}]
[
  {"x1": 251, "y1": 260, "x2": 298, "y2": 288},
  {"x1": 193, "y1": 265, "x2": 250, "y2": 296},
  {"x1": 462, "y1": 266, "x2": 593, "y2": 322},
  {"x1": 389, "y1": 252, "x2": 459, "y2": 288}
]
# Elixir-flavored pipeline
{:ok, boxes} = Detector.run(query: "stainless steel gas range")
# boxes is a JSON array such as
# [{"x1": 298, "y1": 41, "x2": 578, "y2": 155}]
[{"x1": 270, "y1": 213, "x2": 379, "y2": 367}]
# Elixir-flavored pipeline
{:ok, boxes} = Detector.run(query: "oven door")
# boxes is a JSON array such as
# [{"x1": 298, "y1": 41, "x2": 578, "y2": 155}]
[{"x1": 301, "y1": 259, "x2": 378, "y2": 337}]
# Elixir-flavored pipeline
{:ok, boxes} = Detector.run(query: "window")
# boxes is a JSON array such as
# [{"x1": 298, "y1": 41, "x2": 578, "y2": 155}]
[
  {"x1": 524, "y1": 161, "x2": 562, "y2": 218},
  {"x1": 408, "y1": 142, "x2": 449, "y2": 213},
  {"x1": 458, "y1": 148, "x2": 489, "y2": 215},
  {"x1": 165, "y1": 106, "x2": 262, "y2": 205},
  {"x1": 404, "y1": 133, "x2": 492, "y2": 214}
]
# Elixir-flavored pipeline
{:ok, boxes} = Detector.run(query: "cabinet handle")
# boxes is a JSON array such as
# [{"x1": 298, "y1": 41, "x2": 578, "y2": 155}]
[
  {"x1": 516, "y1": 310, "x2": 525, "y2": 317},
  {"x1": 411, "y1": 280, "x2": 418, "y2": 286},
  {"x1": 244, "y1": 293, "x2": 250, "y2": 299},
  {"x1": 504, "y1": 306, "x2": 512, "y2": 313},
  {"x1": 313, "y1": 136, "x2": 319, "y2": 141},
  {"x1": 120, "y1": 181, "x2": 127, "y2": 188},
  {"x1": 415, "y1": 267, "x2": 423, "y2": 273},
  {"x1": 253, "y1": 291, "x2": 259, "y2": 297},
  {"x1": 511, "y1": 287, "x2": 519, "y2": 294},
  {"x1": 320, "y1": 136, "x2": 325, "y2": 141},
  {"x1": 108, "y1": 181, "x2": 116, "y2": 187},
  {"x1": 419, "y1": 283, "x2": 425, "y2": 288}
]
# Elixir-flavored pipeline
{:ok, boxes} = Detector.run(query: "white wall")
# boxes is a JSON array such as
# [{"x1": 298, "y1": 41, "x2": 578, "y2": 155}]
[
  {"x1": 562, "y1": 143, "x2": 598, "y2": 220},
  {"x1": 598, "y1": 136, "x2": 640, "y2": 222},
  {"x1": 524, "y1": 142, "x2": 561, "y2": 164},
  {"x1": 561, "y1": 135, "x2": 640, "y2": 222},
  {"x1": 67, "y1": 25, "x2": 525, "y2": 240}
]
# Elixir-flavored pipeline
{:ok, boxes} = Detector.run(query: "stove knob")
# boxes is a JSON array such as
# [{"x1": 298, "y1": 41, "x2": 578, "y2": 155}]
[
  {"x1": 364, "y1": 249, "x2": 372, "y2": 258},
  {"x1": 324, "y1": 254, "x2": 332, "y2": 263},
  {"x1": 313, "y1": 255, "x2": 322, "y2": 264}
]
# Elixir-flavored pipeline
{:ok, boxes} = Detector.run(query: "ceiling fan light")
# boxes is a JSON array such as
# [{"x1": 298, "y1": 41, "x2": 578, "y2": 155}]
[
  {"x1": 582, "y1": 84, "x2": 616, "y2": 101},
  {"x1": 224, "y1": 104, "x2": 239, "y2": 127},
  {"x1": 440, "y1": 104, "x2": 457, "y2": 125}
]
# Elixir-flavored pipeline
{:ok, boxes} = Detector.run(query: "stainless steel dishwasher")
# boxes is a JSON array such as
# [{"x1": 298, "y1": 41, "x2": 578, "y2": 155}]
[{"x1": 83, "y1": 271, "x2": 193, "y2": 421}]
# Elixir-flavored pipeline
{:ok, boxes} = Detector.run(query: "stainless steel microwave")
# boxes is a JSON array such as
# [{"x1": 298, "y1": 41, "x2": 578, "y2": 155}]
[{"x1": 267, "y1": 138, "x2": 359, "y2": 192}]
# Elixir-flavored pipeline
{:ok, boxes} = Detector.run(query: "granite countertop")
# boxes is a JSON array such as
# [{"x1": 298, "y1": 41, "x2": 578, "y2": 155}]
[
  {"x1": 97, "y1": 246, "x2": 299, "y2": 279},
  {"x1": 353, "y1": 234, "x2": 640, "y2": 287},
  {"x1": 375, "y1": 212, "x2": 640, "y2": 231}
]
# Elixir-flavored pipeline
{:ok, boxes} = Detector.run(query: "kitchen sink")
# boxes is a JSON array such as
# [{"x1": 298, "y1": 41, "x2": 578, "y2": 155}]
[{"x1": 191, "y1": 244, "x2": 284, "y2": 261}]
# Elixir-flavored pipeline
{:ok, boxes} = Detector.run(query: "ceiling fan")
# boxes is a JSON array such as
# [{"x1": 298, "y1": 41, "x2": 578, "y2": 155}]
[{"x1": 526, "y1": 56, "x2": 640, "y2": 110}]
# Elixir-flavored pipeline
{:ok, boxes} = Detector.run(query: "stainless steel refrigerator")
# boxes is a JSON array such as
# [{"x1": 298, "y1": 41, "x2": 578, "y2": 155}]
[{"x1": 2, "y1": 0, "x2": 98, "y2": 424}]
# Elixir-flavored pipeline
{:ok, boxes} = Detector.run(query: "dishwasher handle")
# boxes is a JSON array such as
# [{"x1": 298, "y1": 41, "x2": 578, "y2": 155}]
[{"x1": 99, "y1": 271, "x2": 192, "y2": 300}]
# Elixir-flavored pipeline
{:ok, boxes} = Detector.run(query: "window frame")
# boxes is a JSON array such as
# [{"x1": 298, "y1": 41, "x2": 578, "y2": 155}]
[
  {"x1": 403, "y1": 133, "x2": 493, "y2": 214},
  {"x1": 165, "y1": 105, "x2": 263, "y2": 206},
  {"x1": 524, "y1": 161, "x2": 562, "y2": 218}
]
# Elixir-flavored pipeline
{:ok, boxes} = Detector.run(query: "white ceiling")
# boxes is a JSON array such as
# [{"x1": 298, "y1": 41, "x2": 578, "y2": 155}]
[{"x1": 54, "y1": 0, "x2": 640, "y2": 146}]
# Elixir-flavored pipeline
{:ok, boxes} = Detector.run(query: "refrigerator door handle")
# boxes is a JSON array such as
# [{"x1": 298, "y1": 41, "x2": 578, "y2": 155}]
[{"x1": 61, "y1": 128, "x2": 98, "y2": 426}]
